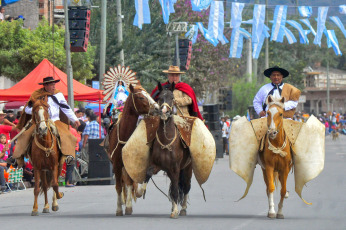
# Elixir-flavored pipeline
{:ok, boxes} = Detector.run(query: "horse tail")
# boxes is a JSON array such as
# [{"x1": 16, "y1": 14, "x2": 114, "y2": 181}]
[
  {"x1": 39, "y1": 170, "x2": 53, "y2": 195},
  {"x1": 273, "y1": 171, "x2": 280, "y2": 192},
  {"x1": 176, "y1": 170, "x2": 185, "y2": 205}
]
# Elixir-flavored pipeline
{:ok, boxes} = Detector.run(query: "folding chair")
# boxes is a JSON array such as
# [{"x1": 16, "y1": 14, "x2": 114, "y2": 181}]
[{"x1": 6, "y1": 168, "x2": 26, "y2": 191}]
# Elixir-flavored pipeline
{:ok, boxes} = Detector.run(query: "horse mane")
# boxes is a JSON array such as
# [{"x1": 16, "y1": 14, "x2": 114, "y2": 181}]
[{"x1": 266, "y1": 96, "x2": 284, "y2": 109}]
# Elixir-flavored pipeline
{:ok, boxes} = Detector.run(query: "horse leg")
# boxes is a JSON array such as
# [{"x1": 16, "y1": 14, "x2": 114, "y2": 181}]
[
  {"x1": 42, "y1": 188, "x2": 50, "y2": 213},
  {"x1": 277, "y1": 168, "x2": 289, "y2": 219},
  {"x1": 31, "y1": 169, "x2": 40, "y2": 216},
  {"x1": 179, "y1": 163, "x2": 192, "y2": 216},
  {"x1": 122, "y1": 168, "x2": 134, "y2": 215},
  {"x1": 167, "y1": 170, "x2": 180, "y2": 219},
  {"x1": 115, "y1": 166, "x2": 123, "y2": 216},
  {"x1": 52, "y1": 164, "x2": 63, "y2": 211},
  {"x1": 265, "y1": 166, "x2": 276, "y2": 218}
]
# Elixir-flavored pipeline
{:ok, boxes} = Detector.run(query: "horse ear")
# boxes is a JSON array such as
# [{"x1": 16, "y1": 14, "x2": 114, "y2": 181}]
[
  {"x1": 280, "y1": 96, "x2": 285, "y2": 104},
  {"x1": 129, "y1": 84, "x2": 135, "y2": 93},
  {"x1": 158, "y1": 82, "x2": 163, "y2": 92},
  {"x1": 266, "y1": 95, "x2": 273, "y2": 105},
  {"x1": 170, "y1": 82, "x2": 175, "y2": 92}
]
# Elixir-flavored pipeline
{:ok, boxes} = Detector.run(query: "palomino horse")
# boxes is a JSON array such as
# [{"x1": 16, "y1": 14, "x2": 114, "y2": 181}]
[
  {"x1": 146, "y1": 82, "x2": 192, "y2": 219},
  {"x1": 259, "y1": 95, "x2": 291, "y2": 219},
  {"x1": 108, "y1": 84, "x2": 158, "y2": 216},
  {"x1": 30, "y1": 96, "x2": 64, "y2": 216}
]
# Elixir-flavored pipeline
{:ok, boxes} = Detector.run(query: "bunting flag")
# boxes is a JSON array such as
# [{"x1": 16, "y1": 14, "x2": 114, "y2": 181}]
[
  {"x1": 339, "y1": 5, "x2": 346, "y2": 14},
  {"x1": 230, "y1": 2, "x2": 245, "y2": 29},
  {"x1": 300, "y1": 18, "x2": 316, "y2": 36},
  {"x1": 283, "y1": 27, "x2": 297, "y2": 44},
  {"x1": 313, "y1": 7, "x2": 329, "y2": 46},
  {"x1": 325, "y1": 30, "x2": 342, "y2": 55},
  {"x1": 329, "y1": 16, "x2": 346, "y2": 38},
  {"x1": 191, "y1": 0, "x2": 212, "y2": 12},
  {"x1": 298, "y1": 6, "x2": 312, "y2": 18},
  {"x1": 270, "y1": 5, "x2": 288, "y2": 42},
  {"x1": 253, "y1": 25, "x2": 270, "y2": 59},
  {"x1": 133, "y1": 0, "x2": 151, "y2": 30},
  {"x1": 287, "y1": 20, "x2": 309, "y2": 44},
  {"x1": 229, "y1": 28, "x2": 251, "y2": 58},
  {"x1": 208, "y1": 1, "x2": 228, "y2": 45},
  {"x1": 185, "y1": 24, "x2": 199, "y2": 44},
  {"x1": 197, "y1": 22, "x2": 219, "y2": 46},
  {"x1": 252, "y1": 4, "x2": 266, "y2": 43},
  {"x1": 168, "y1": 0, "x2": 177, "y2": 13},
  {"x1": 159, "y1": 0, "x2": 170, "y2": 24}
]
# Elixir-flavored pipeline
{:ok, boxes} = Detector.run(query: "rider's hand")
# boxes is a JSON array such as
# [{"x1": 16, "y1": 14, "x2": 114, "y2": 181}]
[
  {"x1": 259, "y1": 111, "x2": 266, "y2": 117},
  {"x1": 74, "y1": 120, "x2": 81, "y2": 129}
]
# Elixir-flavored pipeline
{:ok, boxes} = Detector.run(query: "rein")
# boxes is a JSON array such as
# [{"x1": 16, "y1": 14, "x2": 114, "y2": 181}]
[
  {"x1": 267, "y1": 133, "x2": 288, "y2": 157},
  {"x1": 110, "y1": 122, "x2": 128, "y2": 158},
  {"x1": 34, "y1": 121, "x2": 55, "y2": 158},
  {"x1": 155, "y1": 127, "x2": 178, "y2": 151}
]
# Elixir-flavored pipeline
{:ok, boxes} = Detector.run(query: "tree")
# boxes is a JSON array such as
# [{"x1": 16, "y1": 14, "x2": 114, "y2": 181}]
[{"x1": 0, "y1": 19, "x2": 96, "y2": 82}]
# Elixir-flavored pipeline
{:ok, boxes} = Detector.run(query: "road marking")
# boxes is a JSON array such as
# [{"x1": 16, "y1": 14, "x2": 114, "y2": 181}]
[{"x1": 336, "y1": 153, "x2": 346, "y2": 155}]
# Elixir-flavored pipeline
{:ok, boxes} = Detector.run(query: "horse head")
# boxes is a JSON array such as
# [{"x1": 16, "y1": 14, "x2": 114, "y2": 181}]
[
  {"x1": 157, "y1": 82, "x2": 175, "y2": 121},
  {"x1": 129, "y1": 84, "x2": 159, "y2": 115},
  {"x1": 266, "y1": 95, "x2": 285, "y2": 139},
  {"x1": 32, "y1": 96, "x2": 50, "y2": 137}
]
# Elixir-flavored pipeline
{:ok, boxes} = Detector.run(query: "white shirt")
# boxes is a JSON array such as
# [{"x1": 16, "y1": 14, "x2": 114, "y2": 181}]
[
  {"x1": 25, "y1": 92, "x2": 78, "y2": 123},
  {"x1": 0, "y1": 13, "x2": 4, "y2": 21},
  {"x1": 253, "y1": 83, "x2": 298, "y2": 116}
]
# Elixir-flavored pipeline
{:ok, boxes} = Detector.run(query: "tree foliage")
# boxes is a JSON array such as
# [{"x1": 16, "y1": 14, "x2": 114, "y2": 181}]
[{"x1": 0, "y1": 19, "x2": 96, "y2": 82}]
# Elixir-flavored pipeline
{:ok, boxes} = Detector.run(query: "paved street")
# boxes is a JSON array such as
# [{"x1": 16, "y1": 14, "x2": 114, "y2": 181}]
[{"x1": 0, "y1": 134, "x2": 345, "y2": 230}]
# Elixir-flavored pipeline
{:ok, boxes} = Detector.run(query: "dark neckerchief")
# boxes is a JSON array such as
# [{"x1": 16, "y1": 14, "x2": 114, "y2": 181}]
[{"x1": 262, "y1": 82, "x2": 284, "y2": 111}]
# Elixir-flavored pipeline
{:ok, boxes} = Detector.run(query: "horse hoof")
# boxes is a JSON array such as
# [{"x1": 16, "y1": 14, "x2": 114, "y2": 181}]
[
  {"x1": 179, "y1": 210, "x2": 187, "y2": 216},
  {"x1": 170, "y1": 212, "x2": 179, "y2": 219},
  {"x1": 277, "y1": 214, "x2": 284, "y2": 219},
  {"x1": 267, "y1": 213, "x2": 276, "y2": 219},
  {"x1": 52, "y1": 206, "x2": 59, "y2": 212},
  {"x1": 42, "y1": 208, "x2": 50, "y2": 213},
  {"x1": 31, "y1": 211, "x2": 39, "y2": 216},
  {"x1": 58, "y1": 192, "x2": 64, "y2": 199},
  {"x1": 285, "y1": 191, "x2": 289, "y2": 199},
  {"x1": 116, "y1": 211, "x2": 123, "y2": 216},
  {"x1": 125, "y1": 207, "x2": 133, "y2": 215}
]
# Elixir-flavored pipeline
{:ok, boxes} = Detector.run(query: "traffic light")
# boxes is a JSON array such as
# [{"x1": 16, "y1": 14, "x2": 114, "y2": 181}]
[
  {"x1": 68, "y1": 6, "x2": 90, "y2": 52},
  {"x1": 175, "y1": 39, "x2": 192, "y2": 71}
]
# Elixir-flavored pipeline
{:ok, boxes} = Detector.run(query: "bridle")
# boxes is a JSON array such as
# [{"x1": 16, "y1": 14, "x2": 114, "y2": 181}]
[{"x1": 131, "y1": 90, "x2": 158, "y2": 115}]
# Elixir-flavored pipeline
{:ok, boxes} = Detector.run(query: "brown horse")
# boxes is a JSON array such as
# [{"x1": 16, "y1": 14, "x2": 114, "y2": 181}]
[
  {"x1": 259, "y1": 95, "x2": 292, "y2": 219},
  {"x1": 108, "y1": 84, "x2": 158, "y2": 216},
  {"x1": 145, "y1": 82, "x2": 192, "y2": 219},
  {"x1": 30, "y1": 96, "x2": 64, "y2": 216}
]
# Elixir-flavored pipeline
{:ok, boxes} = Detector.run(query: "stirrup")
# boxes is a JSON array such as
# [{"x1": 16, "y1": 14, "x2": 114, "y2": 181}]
[{"x1": 65, "y1": 155, "x2": 75, "y2": 165}]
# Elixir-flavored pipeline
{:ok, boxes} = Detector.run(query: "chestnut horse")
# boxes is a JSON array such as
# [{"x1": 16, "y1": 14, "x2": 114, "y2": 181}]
[
  {"x1": 259, "y1": 95, "x2": 292, "y2": 219},
  {"x1": 145, "y1": 82, "x2": 192, "y2": 219},
  {"x1": 108, "y1": 84, "x2": 158, "y2": 216},
  {"x1": 30, "y1": 96, "x2": 64, "y2": 216}
]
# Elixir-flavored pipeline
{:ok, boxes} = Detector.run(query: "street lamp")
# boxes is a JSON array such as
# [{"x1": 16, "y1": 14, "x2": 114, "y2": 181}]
[{"x1": 166, "y1": 22, "x2": 188, "y2": 66}]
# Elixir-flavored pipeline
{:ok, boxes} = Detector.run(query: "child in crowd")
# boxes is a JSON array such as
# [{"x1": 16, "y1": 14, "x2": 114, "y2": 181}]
[{"x1": 0, "y1": 134, "x2": 10, "y2": 193}]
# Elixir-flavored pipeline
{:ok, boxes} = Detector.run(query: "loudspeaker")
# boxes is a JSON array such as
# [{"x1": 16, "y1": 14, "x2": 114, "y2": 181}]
[
  {"x1": 205, "y1": 121, "x2": 220, "y2": 131},
  {"x1": 204, "y1": 112, "x2": 219, "y2": 122},
  {"x1": 178, "y1": 39, "x2": 192, "y2": 70},
  {"x1": 88, "y1": 161, "x2": 114, "y2": 185},
  {"x1": 69, "y1": 20, "x2": 90, "y2": 30},
  {"x1": 88, "y1": 139, "x2": 109, "y2": 162},
  {"x1": 70, "y1": 30, "x2": 89, "y2": 52},
  {"x1": 68, "y1": 6, "x2": 90, "y2": 53},
  {"x1": 203, "y1": 104, "x2": 219, "y2": 113},
  {"x1": 211, "y1": 130, "x2": 223, "y2": 158},
  {"x1": 68, "y1": 8, "x2": 91, "y2": 20}
]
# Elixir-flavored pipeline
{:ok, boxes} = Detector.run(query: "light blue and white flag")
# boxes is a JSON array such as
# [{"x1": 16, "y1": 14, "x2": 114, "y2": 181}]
[
  {"x1": 133, "y1": 0, "x2": 151, "y2": 30},
  {"x1": 298, "y1": 6, "x2": 312, "y2": 18},
  {"x1": 313, "y1": 7, "x2": 329, "y2": 46},
  {"x1": 283, "y1": 27, "x2": 297, "y2": 44},
  {"x1": 270, "y1": 5, "x2": 288, "y2": 42},
  {"x1": 159, "y1": 0, "x2": 170, "y2": 24},
  {"x1": 329, "y1": 16, "x2": 346, "y2": 38},
  {"x1": 191, "y1": 0, "x2": 212, "y2": 12},
  {"x1": 208, "y1": 1, "x2": 228, "y2": 44},
  {"x1": 300, "y1": 18, "x2": 316, "y2": 36},
  {"x1": 253, "y1": 25, "x2": 270, "y2": 59},
  {"x1": 197, "y1": 22, "x2": 219, "y2": 46},
  {"x1": 287, "y1": 20, "x2": 309, "y2": 44},
  {"x1": 339, "y1": 5, "x2": 346, "y2": 14},
  {"x1": 252, "y1": 4, "x2": 266, "y2": 43},
  {"x1": 325, "y1": 30, "x2": 342, "y2": 55},
  {"x1": 229, "y1": 28, "x2": 251, "y2": 58},
  {"x1": 230, "y1": 2, "x2": 245, "y2": 29},
  {"x1": 168, "y1": 0, "x2": 177, "y2": 13},
  {"x1": 185, "y1": 24, "x2": 199, "y2": 44}
]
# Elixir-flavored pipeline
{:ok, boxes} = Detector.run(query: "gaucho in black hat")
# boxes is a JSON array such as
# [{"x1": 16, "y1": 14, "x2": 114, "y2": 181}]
[
  {"x1": 14, "y1": 76, "x2": 80, "y2": 167},
  {"x1": 253, "y1": 66, "x2": 301, "y2": 119}
]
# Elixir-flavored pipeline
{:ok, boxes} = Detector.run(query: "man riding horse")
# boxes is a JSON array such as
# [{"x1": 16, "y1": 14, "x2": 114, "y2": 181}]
[
  {"x1": 151, "y1": 66, "x2": 203, "y2": 120},
  {"x1": 253, "y1": 66, "x2": 301, "y2": 119},
  {"x1": 14, "y1": 76, "x2": 80, "y2": 166}
]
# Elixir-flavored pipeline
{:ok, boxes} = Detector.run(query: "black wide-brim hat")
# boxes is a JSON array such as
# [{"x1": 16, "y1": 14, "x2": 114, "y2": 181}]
[
  {"x1": 38, "y1": 76, "x2": 60, "y2": 85},
  {"x1": 264, "y1": 66, "x2": 289, "y2": 78}
]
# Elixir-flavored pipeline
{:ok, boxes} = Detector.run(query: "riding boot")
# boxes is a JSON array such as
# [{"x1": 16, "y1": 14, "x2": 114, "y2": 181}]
[{"x1": 65, "y1": 155, "x2": 75, "y2": 165}]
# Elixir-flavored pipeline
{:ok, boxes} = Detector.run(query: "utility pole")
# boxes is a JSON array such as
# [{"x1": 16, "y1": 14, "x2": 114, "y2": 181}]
[
  {"x1": 246, "y1": 28, "x2": 252, "y2": 82},
  {"x1": 175, "y1": 34, "x2": 180, "y2": 67},
  {"x1": 116, "y1": 0, "x2": 125, "y2": 66},
  {"x1": 99, "y1": 0, "x2": 107, "y2": 90},
  {"x1": 64, "y1": 0, "x2": 74, "y2": 108},
  {"x1": 327, "y1": 52, "x2": 330, "y2": 112},
  {"x1": 265, "y1": 0, "x2": 269, "y2": 71}
]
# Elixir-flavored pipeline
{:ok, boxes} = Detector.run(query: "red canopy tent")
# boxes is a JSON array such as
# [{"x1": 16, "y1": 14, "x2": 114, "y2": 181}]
[{"x1": 0, "y1": 59, "x2": 103, "y2": 102}]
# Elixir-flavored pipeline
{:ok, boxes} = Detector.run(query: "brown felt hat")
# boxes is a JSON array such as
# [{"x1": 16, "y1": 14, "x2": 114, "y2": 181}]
[{"x1": 162, "y1": 66, "x2": 185, "y2": 74}]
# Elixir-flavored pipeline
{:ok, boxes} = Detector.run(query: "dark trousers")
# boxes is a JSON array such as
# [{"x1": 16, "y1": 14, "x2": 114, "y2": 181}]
[
  {"x1": 0, "y1": 165, "x2": 6, "y2": 187},
  {"x1": 65, "y1": 163, "x2": 74, "y2": 184},
  {"x1": 223, "y1": 137, "x2": 228, "y2": 153}
]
